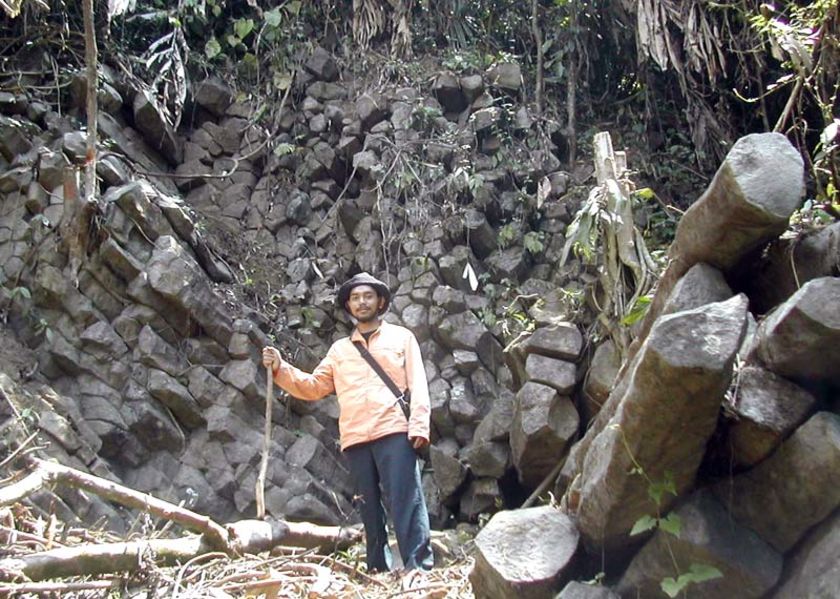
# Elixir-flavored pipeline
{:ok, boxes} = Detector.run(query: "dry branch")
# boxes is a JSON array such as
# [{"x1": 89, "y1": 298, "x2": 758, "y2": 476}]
[
  {"x1": 0, "y1": 521, "x2": 360, "y2": 582},
  {"x1": 0, "y1": 457, "x2": 361, "y2": 582},
  {"x1": 0, "y1": 580, "x2": 119, "y2": 595},
  {"x1": 0, "y1": 467, "x2": 49, "y2": 507},
  {"x1": 0, "y1": 536, "x2": 207, "y2": 581},
  {"x1": 82, "y1": 0, "x2": 98, "y2": 204},
  {"x1": 255, "y1": 367, "x2": 273, "y2": 519},
  {"x1": 0, "y1": 458, "x2": 231, "y2": 550}
]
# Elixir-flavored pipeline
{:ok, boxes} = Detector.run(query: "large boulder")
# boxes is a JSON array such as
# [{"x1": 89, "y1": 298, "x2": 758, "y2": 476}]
[
  {"x1": 556, "y1": 582, "x2": 618, "y2": 598},
  {"x1": 668, "y1": 132, "x2": 804, "y2": 273},
  {"x1": 437, "y1": 311, "x2": 492, "y2": 353},
  {"x1": 772, "y1": 509, "x2": 840, "y2": 598},
  {"x1": 485, "y1": 246, "x2": 529, "y2": 283},
  {"x1": 429, "y1": 443, "x2": 468, "y2": 500},
  {"x1": 723, "y1": 365, "x2": 816, "y2": 468},
  {"x1": 470, "y1": 506, "x2": 579, "y2": 599},
  {"x1": 662, "y1": 262, "x2": 732, "y2": 315},
  {"x1": 133, "y1": 90, "x2": 183, "y2": 164},
  {"x1": 146, "y1": 236, "x2": 234, "y2": 347},
  {"x1": 753, "y1": 276, "x2": 840, "y2": 385},
  {"x1": 617, "y1": 491, "x2": 782, "y2": 599},
  {"x1": 473, "y1": 389, "x2": 515, "y2": 443},
  {"x1": 466, "y1": 440, "x2": 509, "y2": 478},
  {"x1": 193, "y1": 77, "x2": 234, "y2": 116},
  {"x1": 574, "y1": 295, "x2": 748, "y2": 551},
  {"x1": 712, "y1": 411, "x2": 840, "y2": 552},
  {"x1": 511, "y1": 382, "x2": 579, "y2": 488},
  {"x1": 522, "y1": 323, "x2": 583, "y2": 362},
  {"x1": 486, "y1": 63, "x2": 522, "y2": 92},
  {"x1": 629, "y1": 132, "x2": 804, "y2": 371},
  {"x1": 147, "y1": 368, "x2": 205, "y2": 429},
  {"x1": 524, "y1": 354, "x2": 577, "y2": 395}
]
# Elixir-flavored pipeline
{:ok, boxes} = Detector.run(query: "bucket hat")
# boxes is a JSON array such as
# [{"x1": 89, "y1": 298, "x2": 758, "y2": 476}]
[{"x1": 336, "y1": 272, "x2": 391, "y2": 314}]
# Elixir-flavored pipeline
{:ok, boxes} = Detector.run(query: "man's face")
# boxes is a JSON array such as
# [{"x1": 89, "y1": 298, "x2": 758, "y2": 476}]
[{"x1": 346, "y1": 285, "x2": 384, "y2": 323}]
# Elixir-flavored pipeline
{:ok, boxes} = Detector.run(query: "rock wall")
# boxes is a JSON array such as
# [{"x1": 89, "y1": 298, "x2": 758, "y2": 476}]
[
  {"x1": 0, "y1": 50, "x2": 586, "y2": 529},
  {"x1": 1, "y1": 48, "x2": 838, "y2": 598},
  {"x1": 471, "y1": 133, "x2": 840, "y2": 598}
]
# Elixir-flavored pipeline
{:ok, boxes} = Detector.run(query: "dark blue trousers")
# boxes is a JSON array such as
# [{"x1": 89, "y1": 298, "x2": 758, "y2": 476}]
[{"x1": 344, "y1": 433, "x2": 433, "y2": 572}]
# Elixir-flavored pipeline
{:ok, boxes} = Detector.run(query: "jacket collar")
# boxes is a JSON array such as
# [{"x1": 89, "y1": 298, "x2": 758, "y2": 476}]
[{"x1": 350, "y1": 320, "x2": 387, "y2": 343}]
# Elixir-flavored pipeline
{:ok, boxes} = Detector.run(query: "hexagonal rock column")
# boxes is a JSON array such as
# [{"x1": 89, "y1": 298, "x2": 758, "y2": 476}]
[
  {"x1": 661, "y1": 262, "x2": 732, "y2": 316},
  {"x1": 581, "y1": 339, "x2": 620, "y2": 422},
  {"x1": 556, "y1": 581, "x2": 618, "y2": 598},
  {"x1": 470, "y1": 506, "x2": 579, "y2": 599},
  {"x1": 556, "y1": 582, "x2": 618, "y2": 598},
  {"x1": 617, "y1": 491, "x2": 782, "y2": 599},
  {"x1": 723, "y1": 365, "x2": 816, "y2": 469},
  {"x1": 753, "y1": 276, "x2": 840, "y2": 385},
  {"x1": 511, "y1": 382, "x2": 579, "y2": 487},
  {"x1": 712, "y1": 411, "x2": 840, "y2": 552},
  {"x1": 633, "y1": 132, "x2": 804, "y2": 365},
  {"x1": 772, "y1": 509, "x2": 840, "y2": 598},
  {"x1": 524, "y1": 354, "x2": 576, "y2": 395},
  {"x1": 575, "y1": 295, "x2": 748, "y2": 552},
  {"x1": 429, "y1": 443, "x2": 468, "y2": 501},
  {"x1": 522, "y1": 322, "x2": 583, "y2": 361}
]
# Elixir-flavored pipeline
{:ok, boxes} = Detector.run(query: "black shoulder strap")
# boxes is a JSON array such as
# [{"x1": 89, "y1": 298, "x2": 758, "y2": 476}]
[{"x1": 352, "y1": 341, "x2": 403, "y2": 399}]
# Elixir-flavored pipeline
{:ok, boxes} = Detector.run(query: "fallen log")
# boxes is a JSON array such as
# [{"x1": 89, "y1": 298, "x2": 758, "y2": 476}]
[
  {"x1": 0, "y1": 537, "x2": 203, "y2": 582},
  {"x1": 0, "y1": 520, "x2": 360, "y2": 582},
  {"x1": 0, "y1": 457, "x2": 361, "y2": 581},
  {"x1": 0, "y1": 458, "x2": 230, "y2": 550},
  {"x1": 0, "y1": 580, "x2": 119, "y2": 596}
]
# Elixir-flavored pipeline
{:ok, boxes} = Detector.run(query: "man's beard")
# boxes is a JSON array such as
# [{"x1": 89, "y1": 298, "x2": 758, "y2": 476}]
[{"x1": 354, "y1": 310, "x2": 379, "y2": 323}]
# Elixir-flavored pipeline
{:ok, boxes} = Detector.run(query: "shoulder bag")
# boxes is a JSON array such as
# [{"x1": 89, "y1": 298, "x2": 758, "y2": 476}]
[{"x1": 352, "y1": 341, "x2": 411, "y2": 419}]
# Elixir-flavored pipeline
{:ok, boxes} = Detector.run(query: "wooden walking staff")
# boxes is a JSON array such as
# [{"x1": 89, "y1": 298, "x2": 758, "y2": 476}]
[{"x1": 255, "y1": 367, "x2": 273, "y2": 519}]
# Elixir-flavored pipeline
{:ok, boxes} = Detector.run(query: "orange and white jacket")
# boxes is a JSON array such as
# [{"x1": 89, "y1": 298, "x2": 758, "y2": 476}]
[{"x1": 272, "y1": 321, "x2": 431, "y2": 450}]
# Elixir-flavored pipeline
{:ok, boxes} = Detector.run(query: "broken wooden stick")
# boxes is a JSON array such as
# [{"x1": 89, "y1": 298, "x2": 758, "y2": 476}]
[{"x1": 255, "y1": 366, "x2": 273, "y2": 519}]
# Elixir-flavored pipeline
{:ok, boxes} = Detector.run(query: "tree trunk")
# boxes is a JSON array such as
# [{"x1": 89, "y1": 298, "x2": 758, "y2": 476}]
[
  {"x1": 565, "y1": 2, "x2": 579, "y2": 167},
  {"x1": 0, "y1": 520, "x2": 360, "y2": 582},
  {"x1": 532, "y1": 0, "x2": 543, "y2": 115},
  {"x1": 82, "y1": 0, "x2": 98, "y2": 203}
]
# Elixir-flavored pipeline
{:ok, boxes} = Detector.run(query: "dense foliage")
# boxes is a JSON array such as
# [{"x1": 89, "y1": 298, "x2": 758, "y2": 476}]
[{"x1": 1, "y1": 0, "x2": 837, "y2": 216}]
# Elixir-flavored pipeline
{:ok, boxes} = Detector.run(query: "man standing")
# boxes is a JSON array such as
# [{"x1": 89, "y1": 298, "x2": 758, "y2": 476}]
[{"x1": 262, "y1": 272, "x2": 434, "y2": 572}]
